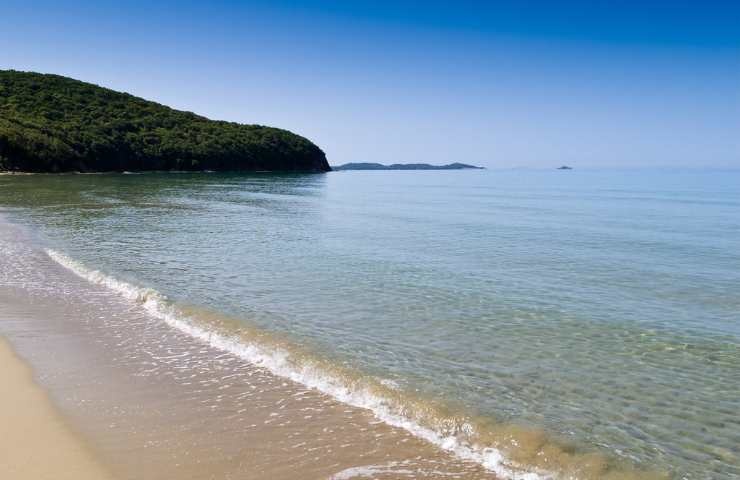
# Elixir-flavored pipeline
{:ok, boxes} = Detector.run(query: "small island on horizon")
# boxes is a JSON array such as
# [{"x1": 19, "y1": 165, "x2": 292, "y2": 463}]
[
  {"x1": 333, "y1": 162, "x2": 484, "y2": 171},
  {"x1": 0, "y1": 70, "x2": 330, "y2": 173}
]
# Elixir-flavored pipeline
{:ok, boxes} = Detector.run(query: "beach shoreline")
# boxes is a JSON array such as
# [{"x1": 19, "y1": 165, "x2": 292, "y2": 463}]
[
  {"x1": 0, "y1": 214, "x2": 504, "y2": 480},
  {"x1": 0, "y1": 337, "x2": 114, "y2": 480},
  {"x1": 0, "y1": 173, "x2": 708, "y2": 480}
]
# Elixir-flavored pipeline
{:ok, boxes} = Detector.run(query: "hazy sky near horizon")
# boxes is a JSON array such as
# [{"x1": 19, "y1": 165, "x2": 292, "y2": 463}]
[{"x1": 2, "y1": 0, "x2": 739, "y2": 168}]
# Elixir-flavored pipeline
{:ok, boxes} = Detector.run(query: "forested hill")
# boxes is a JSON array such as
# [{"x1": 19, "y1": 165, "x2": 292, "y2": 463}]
[{"x1": 0, "y1": 70, "x2": 329, "y2": 173}]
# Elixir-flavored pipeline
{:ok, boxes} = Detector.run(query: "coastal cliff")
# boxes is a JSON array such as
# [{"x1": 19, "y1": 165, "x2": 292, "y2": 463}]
[{"x1": 0, "y1": 70, "x2": 329, "y2": 173}]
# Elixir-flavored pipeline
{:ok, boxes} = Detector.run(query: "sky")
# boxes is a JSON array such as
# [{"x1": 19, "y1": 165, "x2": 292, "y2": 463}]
[{"x1": 2, "y1": 0, "x2": 739, "y2": 168}]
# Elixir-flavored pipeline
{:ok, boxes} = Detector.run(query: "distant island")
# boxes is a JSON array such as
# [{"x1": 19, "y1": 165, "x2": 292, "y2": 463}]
[
  {"x1": 0, "y1": 70, "x2": 329, "y2": 173},
  {"x1": 333, "y1": 162, "x2": 484, "y2": 171},
  {"x1": 557, "y1": 165, "x2": 573, "y2": 170}
]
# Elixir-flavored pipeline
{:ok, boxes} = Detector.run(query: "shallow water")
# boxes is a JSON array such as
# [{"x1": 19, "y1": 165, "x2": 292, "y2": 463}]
[
  {"x1": 0, "y1": 220, "x2": 500, "y2": 480},
  {"x1": 0, "y1": 169, "x2": 738, "y2": 479}
]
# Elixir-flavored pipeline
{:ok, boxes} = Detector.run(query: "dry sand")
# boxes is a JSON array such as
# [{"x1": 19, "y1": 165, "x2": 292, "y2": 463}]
[{"x1": 0, "y1": 337, "x2": 114, "y2": 480}]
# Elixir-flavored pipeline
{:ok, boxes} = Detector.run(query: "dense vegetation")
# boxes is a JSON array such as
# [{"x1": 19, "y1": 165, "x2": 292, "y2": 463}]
[
  {"x1": 0, "y1": 70, "x2": 329, "y2": 172},
  {"x1": 333, "y1": 162, "x2": 483, "y2": 170}
]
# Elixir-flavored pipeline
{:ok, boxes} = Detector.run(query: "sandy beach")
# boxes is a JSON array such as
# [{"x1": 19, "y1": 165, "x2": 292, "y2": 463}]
[{"x1": 0, "y1": 337, "x2": 114, "y2": 480}]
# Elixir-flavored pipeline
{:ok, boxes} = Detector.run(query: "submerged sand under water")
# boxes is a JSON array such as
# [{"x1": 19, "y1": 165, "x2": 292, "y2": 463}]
[
  {"x1": 0, "y1": 219, "x2": 679, "y2": 480},
  {"x1": 0, "y1": 204, "x2": 688, "y2": 480},
  {"x1": 0, "y1": 218, "x2": 500, "y2": 479},
  {"x1": 0, "y1": 292, "x2": 496, "y2": 480},
  {"x1": 0, "y1": 208, "x2": 673, "y2": 480}
]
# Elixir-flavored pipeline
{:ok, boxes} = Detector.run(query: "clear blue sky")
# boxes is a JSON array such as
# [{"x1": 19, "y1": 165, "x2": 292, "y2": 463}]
[{"x1": 2, "y1": 0, "x2": 739, "y2": 168}]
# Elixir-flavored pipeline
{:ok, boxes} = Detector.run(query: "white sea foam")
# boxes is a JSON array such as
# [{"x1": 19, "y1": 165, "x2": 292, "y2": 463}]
[
  {"x1": 329, "y1": 462, "x2": 415, "y2": 479},
  {"x1": 46, "y1": 248, "x2": 552, "y2": 480}
]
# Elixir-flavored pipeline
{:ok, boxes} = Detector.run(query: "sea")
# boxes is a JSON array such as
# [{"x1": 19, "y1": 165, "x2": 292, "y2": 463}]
[{"x1": 0, "y1": 169, "x2": 737, "y2": 480}]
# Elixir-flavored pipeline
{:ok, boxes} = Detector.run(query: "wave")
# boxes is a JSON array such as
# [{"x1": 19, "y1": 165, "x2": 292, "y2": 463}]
[{"x1": 45, "y1": 249, "x2": 661, "y2": 480}]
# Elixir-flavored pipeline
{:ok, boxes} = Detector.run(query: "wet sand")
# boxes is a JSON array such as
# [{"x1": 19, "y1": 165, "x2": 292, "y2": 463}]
[{"x1": 0, "y1": 338, "x2": 114, "y2": 480}]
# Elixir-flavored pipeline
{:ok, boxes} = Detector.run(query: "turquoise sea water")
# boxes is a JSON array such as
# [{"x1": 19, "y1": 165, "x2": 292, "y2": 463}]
[{"x1": 0, "y1": 169, "x2": 738, "y2": 479}]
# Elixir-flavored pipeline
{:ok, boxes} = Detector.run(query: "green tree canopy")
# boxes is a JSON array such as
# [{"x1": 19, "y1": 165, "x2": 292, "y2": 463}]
[{"x1": 0, "y1": 70, "x2": 329, "y2": 173}]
